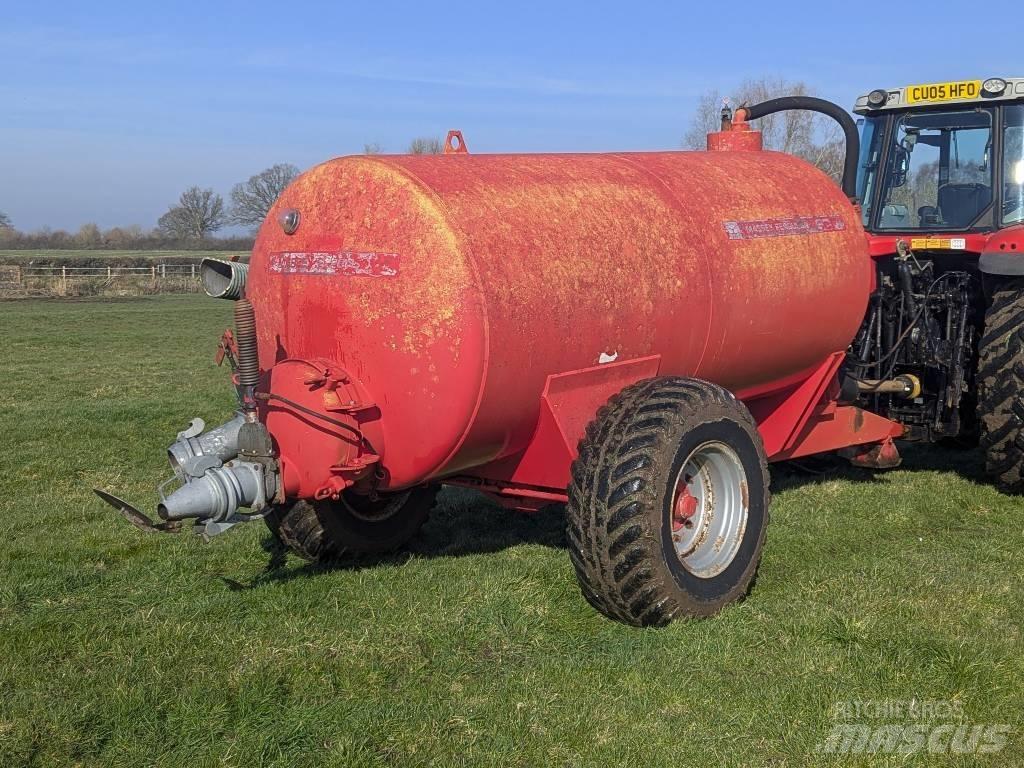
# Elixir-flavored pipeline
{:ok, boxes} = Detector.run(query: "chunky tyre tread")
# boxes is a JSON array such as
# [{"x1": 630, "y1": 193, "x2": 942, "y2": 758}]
[
  {"x1": 566, "y1": 377, "x2": 769, "y2": 627},
  {"x1": 267, "y1": 487, "x2": 439, "y2": 561},
  {"x1": 978, "y1": 279, "x2": 1024, "y2": 493},
  {"x1": 268, "y1": 501, "x2": 329, "y2": 559}
]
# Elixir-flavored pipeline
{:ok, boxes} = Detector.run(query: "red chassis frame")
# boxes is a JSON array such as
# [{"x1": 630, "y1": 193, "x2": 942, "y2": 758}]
[{"x1": 448, "y1": 352, "x2": 902, "y2": 508}]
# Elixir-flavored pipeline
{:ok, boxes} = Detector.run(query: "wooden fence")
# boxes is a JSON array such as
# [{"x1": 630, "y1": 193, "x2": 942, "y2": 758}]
[{"x1": 0, "y1": 264, "x2": 204, "y2": 298}]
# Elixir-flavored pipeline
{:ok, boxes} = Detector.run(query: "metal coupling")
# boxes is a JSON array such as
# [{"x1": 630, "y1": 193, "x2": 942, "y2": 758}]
[
  {"x1": 167, "y1": 413, "x2": 246, "y2": 481},
  {"x1": 157, "y1": 461, "x2": 267, "y2": 523}
]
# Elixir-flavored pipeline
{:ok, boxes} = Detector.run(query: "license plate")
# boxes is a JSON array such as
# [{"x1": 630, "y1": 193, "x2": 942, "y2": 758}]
[
  {"x1": 905, "y1": 80, "x2": 982, "y2": 104},
  {"x1": 910, "y1": 237, "x2": 967, "y2": 250}
]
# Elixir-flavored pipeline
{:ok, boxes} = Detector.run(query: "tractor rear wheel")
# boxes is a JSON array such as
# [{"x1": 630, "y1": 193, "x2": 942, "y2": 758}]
[
  {"x1": 566, "y1": 377, "x2": 770, "y2": 626},
  {"x1": 266, "y1": 486, "x2": 438, "y2": 561},
  {"x1": 978, "y1": 278, "x2": 1024, "y2": 493}
]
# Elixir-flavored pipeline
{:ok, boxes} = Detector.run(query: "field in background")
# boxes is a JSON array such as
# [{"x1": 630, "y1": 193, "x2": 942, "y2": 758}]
[
  {"x1": 0, "y1": 250, "x2": 247, "y2": 298},
  {"x1": 0, "y1": 250, "x2": 248, "y2": 263},
  {"x1": 1, "y1": 296, "x2": 1022, "y2": 766}
]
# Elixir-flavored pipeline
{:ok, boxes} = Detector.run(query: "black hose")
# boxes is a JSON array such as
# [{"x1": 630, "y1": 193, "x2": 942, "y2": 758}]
[
  {"x1": 897, "y1": 258, "x2": 918, "y2": 318},
  {"x1": 741, "y1": 96, "x2": 860, "y2": 202}
]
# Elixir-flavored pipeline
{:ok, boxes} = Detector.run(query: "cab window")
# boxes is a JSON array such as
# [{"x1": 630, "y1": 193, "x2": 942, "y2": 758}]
[
  {"x1": 1004, "y1": 105, "x2": 1024, "y2": 226},
  {"x1": 877, "y1": 109, "x2": 993, "y2": 231}
]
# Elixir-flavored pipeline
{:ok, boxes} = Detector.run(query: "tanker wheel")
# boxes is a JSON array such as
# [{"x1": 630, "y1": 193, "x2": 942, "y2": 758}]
[
  {"x1": 566, "y1": 377, "x2": 770, "y2": 627},
  {"x1": 978, "y1": 278, "x2": 1024, "y2": 493},
  {"x1": 266, "y1": 486, "x2": 439, "y2": 561}
]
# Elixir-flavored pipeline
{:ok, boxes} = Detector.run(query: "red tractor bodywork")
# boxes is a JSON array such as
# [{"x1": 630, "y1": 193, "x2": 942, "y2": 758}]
[{"x1": 867, "y1": 227, "x2": 1024, "y2": 262}]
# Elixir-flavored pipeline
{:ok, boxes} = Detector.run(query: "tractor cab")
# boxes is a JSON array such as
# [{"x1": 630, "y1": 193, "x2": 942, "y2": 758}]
[{"x1": 855, "y1": 78, "x2": 1024, "y2": 243}]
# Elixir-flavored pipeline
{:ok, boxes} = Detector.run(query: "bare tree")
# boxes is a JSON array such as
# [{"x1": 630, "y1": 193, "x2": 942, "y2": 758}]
[
  {"x1": 801, "y1": 137, "x2": 846, "y2": 184},
  {"x1": 101, "y1": 225, "x2": 145, "y2": 249},
  {"x1": 229, "y1": 164, "x2": 299, "y2": 228},
  {"x1": 75, "y1": 223, "x2": 102, "y2": 248},
  {"x1": 158, "y1": 187, "x2": 226, "y2": 240},
  {"x1": 408, "y1": 137, "x2": 443, "y2": 155},
  {"x1": 683, "y1": 90, "x2": 734, "y2": 152},
  {"x1": 363, "y1": 142, "x2": 383, "y2": 155},
  {"x1": 682, "y1": 77, "x2": 843, "y2": 182},
  {"x1": 0, "y1": 211, "x2": 11, "y2": 230}
]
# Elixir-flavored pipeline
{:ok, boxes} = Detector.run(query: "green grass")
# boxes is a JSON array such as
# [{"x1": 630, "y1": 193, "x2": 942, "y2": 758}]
[{"x1": 1, "y1": 295, "x2": 1021, "y2": 767}]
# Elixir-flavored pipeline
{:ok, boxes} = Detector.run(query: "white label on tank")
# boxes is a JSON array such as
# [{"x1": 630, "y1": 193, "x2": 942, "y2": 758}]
[
  {"x1": 598, "y1": 351, "x2": 619, "y2": 364},
  {"x1": 268, "y1": 250, "x2": 400, "y2": 277},
  {"x1": 722, "y1": 214, "x2": 846, "y2": 240},
  {"x1": 950, "y1": 238, "x2": 966, "y2": 250}
]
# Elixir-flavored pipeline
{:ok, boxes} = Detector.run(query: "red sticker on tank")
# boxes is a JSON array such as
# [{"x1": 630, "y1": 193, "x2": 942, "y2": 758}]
[
  {"x1": 722, "y1": 215, "x2": 846, "y2": 240},
  {"x1": 268, "y1": 250, "x2": 400, "y2": 277}
]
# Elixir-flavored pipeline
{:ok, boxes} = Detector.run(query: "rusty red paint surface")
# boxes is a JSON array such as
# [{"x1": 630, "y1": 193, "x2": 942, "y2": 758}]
[
  {"x1": 468, "y1": 355, "x2": 662, "y2": 491},
  {"x1": 707, "y1": 123, "x2": 763, "y2": 152},
  {"x1": 245, "y1": 142, "x2": 878, "y2": 500}
]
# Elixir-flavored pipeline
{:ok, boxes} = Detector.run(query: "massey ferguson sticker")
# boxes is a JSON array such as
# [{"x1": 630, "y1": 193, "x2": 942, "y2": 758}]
[
  {"x1": 723, "y1": 215, "x2": 846, "y2": 240},
  {"x1": 268, "y1": 250, "x2": 400, "y2": 277}
]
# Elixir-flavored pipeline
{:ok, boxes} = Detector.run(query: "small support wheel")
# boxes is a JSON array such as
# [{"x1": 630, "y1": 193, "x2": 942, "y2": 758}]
[
  {"x1": 265, "y1": 486, "x2": 438, "y2": 561},
  {"x1": 566, "y1": 377, "x2": 770, "y2": 626}
]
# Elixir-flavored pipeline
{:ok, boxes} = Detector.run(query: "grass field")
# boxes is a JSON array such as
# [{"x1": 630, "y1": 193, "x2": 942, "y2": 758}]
[{"x1": 1, "y1": 296, "x2": 1022, "y2": 767}]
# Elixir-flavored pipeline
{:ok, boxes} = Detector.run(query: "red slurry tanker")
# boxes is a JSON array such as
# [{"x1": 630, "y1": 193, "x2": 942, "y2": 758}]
[{"x1": 98, "y1": 80, "x2": 1024, "y2": 626}]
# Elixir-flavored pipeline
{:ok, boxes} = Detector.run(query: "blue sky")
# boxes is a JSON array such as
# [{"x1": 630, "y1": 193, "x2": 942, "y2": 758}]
[{"x1": 1, "y1": 0, "x2": 1018, "y2": 231}]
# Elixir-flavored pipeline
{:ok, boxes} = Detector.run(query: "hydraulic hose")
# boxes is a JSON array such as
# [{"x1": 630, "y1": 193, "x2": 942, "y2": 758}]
[{"x1": 738, "y1": 96, "x2": 860, "y2": 202}]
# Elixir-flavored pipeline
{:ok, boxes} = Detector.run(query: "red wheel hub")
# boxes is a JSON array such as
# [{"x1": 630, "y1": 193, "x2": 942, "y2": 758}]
[{"x1": 672, "y1": 478, "x2": 698, "y2": 530}]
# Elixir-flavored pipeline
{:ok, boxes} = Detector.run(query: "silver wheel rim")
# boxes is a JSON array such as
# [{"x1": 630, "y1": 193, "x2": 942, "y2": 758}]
[{"x1": 669, "y1": 440, "x2": 749, "y2": 578}]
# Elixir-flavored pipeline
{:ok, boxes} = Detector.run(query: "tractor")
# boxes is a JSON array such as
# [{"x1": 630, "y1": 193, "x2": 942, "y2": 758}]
[{"x1": 850, "y1": 77, "x2": 1024, "y2": 485}]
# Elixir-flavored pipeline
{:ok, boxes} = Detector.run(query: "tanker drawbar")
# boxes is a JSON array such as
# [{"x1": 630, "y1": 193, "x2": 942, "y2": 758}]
[{"x1": 97, "y1": 97, "x2": 1020, "y2": 626}]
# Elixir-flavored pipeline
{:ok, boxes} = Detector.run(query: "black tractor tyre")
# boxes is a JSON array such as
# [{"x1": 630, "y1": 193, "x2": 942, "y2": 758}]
[
  {"x1": 566, "y1": 377, "x2": 770, "y2": 627},
  {"x1": 265, "y1": 486, "x2": 439, "y2": 561},
  {"x1": 978, "y1": 278, "x2": 1024, "y2": 493}
]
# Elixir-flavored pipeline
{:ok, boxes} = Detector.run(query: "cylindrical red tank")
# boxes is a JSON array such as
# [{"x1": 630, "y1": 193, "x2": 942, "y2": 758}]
[{"x1": 246, "y1": 149, "x2": 871, "y2": 495}]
